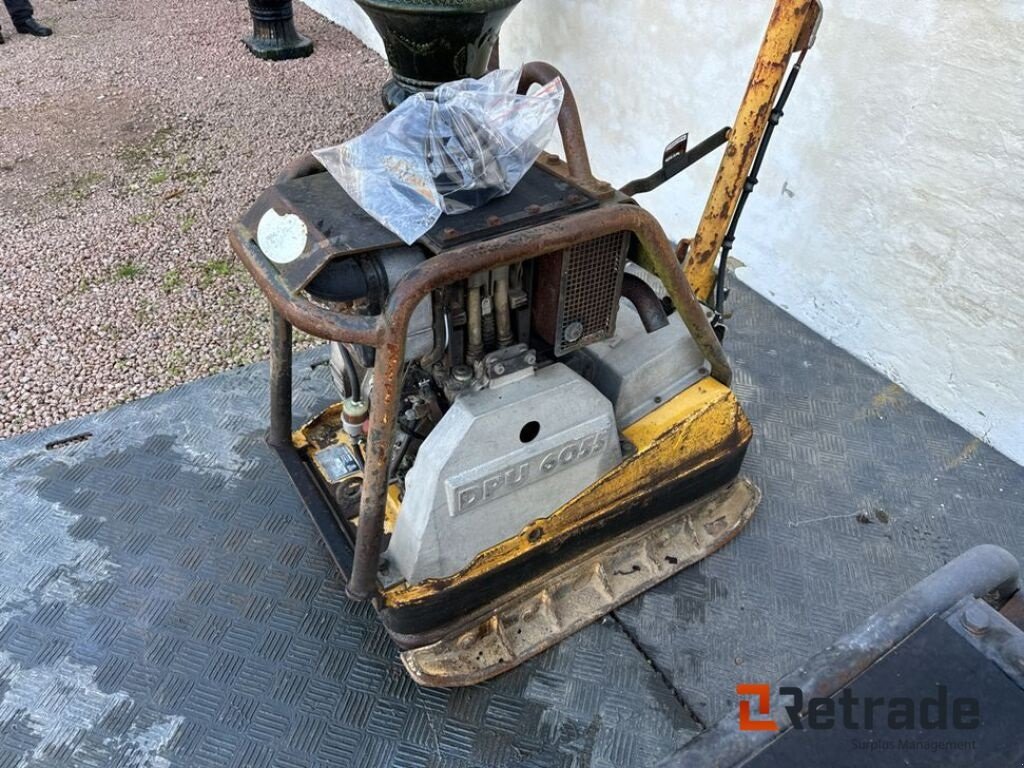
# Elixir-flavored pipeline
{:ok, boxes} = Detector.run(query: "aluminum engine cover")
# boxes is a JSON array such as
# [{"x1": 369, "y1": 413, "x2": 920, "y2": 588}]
[
  {"x1": 580, "y1": 300, "x2": 709, "y2": 428},
  {"x1": 386, "y1": 363, "x2": 622, "y2": 584}
]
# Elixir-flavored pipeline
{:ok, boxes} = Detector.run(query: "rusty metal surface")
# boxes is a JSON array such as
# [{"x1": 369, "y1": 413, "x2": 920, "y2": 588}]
[
  {"x1": 419, "y1": 165, "x2": 599, "y2": 252},
  {"x1": 230, "y1": 225, "x2": 383, "y2": 346},
  {"x1": 401, "y1": 479, "x2": 760, "y2": 688},
  {"x1": 269, "y1": 310, "x2": 294, "y2": 449},
  {"x1": 348, "y1": 203, "x2": 733, "y2": 601},
  {"x1": 1001, "y1": 592, "x2": 1024, "y2": 631},
  {"x1": 531, "y1": 231, "x2": 630, "y2": 356},
  {"x1": 519, "y1": 62, "x2": 609, "y2": 195},
  {"x1": 684, "y1": 0, "x2": 821, "y2": 301},
  {"x1": 239, "y1": 173, "x2": 408, "y2": 294}
]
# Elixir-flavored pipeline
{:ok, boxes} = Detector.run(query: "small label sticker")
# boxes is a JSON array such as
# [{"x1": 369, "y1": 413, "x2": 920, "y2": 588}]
[
  {"x1": 257, "y1": 209, "x2": 308, "y2": 265},
  {"x1": 315, "y1": 444, "x2": 360, "y2": 483}
]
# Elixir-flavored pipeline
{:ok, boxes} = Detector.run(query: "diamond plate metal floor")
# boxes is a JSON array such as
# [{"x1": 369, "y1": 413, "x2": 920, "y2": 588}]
[
  {"x1": 0, "y1": 350, "x2": 695, "y2": 768},
  {"x1": 0, "y1": 282, "x2": 1022, "y2": 767},
  {"x1": 614, "y1": 282, "x2": 1024, "y2": 723}
]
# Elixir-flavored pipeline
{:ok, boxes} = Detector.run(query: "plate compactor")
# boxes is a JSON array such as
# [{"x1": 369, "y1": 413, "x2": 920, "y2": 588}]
[{"x1": 230, "y1": 0, "x2": 822, "y2": 686}]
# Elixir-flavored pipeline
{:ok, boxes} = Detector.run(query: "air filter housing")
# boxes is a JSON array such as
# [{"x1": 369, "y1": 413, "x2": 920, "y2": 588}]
[{"x1": 532, "y1": 231, "x2": 631, "y2": 356}]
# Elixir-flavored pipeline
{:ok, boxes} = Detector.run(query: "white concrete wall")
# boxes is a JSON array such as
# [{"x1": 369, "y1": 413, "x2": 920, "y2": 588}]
[
  {"x1": 302, "y1": 0, "x2": 386, "y2": 56},
  {"x1": 306, "y1": 1, "x2": 1024, "y2": 465}
]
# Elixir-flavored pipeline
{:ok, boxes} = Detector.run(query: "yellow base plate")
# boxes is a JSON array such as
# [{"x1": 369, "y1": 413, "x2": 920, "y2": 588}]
[{"x1": 401, "y1": 477, "x2": 760, "y2": 687}]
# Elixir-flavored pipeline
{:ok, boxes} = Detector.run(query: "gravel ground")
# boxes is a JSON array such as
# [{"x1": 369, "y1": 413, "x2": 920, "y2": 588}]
[{"x1": 0, "y1": 0, "x2": 386, "y2": 436}]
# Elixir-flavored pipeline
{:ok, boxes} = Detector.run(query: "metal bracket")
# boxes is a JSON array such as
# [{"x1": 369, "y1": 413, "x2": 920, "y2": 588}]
[{"x1": 621, "y1": 127, "x2": 731, "y2": 197}]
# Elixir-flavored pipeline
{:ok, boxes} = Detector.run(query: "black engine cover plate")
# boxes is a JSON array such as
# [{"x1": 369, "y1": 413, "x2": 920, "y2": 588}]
[{"x1": 240, "y1": 164, "x2": 597, "y2": 294}]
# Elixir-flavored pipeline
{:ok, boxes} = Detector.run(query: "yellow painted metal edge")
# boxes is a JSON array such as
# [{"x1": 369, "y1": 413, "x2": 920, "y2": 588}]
[
  {"x1": 383, "y1": 378, "x2": 752, "y2": 607},
  {"x1": 684, "y1": 0, "x2": 822, "y2": 301},
  {"x1": 401, "y1": 477, "x2": 761, "y2": 687},
  {"x1": 293, "y1": 408, "x2": 401, "y2": 534}
]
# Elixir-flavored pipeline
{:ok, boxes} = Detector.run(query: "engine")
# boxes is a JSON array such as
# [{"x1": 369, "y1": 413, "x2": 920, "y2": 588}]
[{"x1": 308, "y1": 229, "x2": 710, "y2": 585}]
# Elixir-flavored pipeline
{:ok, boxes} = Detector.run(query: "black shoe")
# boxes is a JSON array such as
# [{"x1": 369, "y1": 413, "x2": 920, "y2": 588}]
[{"x1": 15, "y1": 18, "x2": 52, "y2": 36}]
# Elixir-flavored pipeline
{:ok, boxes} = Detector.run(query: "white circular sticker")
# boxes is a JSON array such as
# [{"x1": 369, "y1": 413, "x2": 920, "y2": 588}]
[{"x1": 257, "y1": 210, "x2": 308, "y2": 265}]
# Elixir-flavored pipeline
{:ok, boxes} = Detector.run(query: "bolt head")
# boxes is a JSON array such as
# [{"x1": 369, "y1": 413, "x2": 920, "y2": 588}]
[
  {"x1": 962, "y1": 602, "x2": 992, "y2": 635},
  {"x1": 1005, "y1": 636, "x2": 1024, "y2": 670}
]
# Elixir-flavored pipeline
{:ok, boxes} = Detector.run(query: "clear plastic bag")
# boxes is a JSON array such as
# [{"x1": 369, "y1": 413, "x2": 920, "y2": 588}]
[{"x1": 313, "y1": 68, "x2": 564, "y2": 245}]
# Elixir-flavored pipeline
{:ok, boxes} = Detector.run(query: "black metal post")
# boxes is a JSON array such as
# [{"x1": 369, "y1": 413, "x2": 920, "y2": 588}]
[
  {"x1": 244, "y1": 0, "x2": 314, "y2": 61},
  {"x1": 269, "y1": 309, "x2": 293, "y2": 449}
]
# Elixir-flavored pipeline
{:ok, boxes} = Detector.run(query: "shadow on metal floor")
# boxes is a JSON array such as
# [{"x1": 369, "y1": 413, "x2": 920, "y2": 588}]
[{"x1": 0, "y1": 282, "x2": 1021, "y2": 767}]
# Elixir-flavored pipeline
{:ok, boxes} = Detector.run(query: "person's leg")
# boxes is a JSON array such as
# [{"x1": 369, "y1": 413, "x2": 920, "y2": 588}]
[
  {"x1": 3, "y1": 0, "x2": 34, "y2": 25},
  {"x1": 3, "y1": 0, "x2": 51, "y2": 36}
]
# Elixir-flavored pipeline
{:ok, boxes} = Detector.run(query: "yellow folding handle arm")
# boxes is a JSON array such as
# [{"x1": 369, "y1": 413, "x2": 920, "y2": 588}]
[{"x1": 683, "y1": 0, "x2": 823, "y2": 303}]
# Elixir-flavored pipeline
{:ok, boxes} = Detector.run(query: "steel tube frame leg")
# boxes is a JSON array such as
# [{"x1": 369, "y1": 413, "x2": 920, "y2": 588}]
[
  {"x1": 269, "y1": 309, "x2": 293, "y2": 450},
  {"x1": 347, "y1": 337, "x2": 405, "y2": 600}
]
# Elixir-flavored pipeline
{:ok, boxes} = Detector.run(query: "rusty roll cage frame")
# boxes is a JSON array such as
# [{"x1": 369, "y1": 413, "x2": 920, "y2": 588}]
[{"x1": 229, "y1": 62, "x2": 734, "y2": 604}]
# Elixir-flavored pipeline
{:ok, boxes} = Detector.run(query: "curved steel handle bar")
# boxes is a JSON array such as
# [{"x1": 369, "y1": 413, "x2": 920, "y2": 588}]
[
  {"x1": 229, "y1": 224, "x2": 383, "y2": 347},
  {"x1": 519, "y1": 61, "x2": 598, "y2": 187},
  {"x1": 347, "y1": 202, "x2": 733, "y2": 600},
  {"x1": 242, "y1": 152, "x2": 383, "y2": 343}
]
